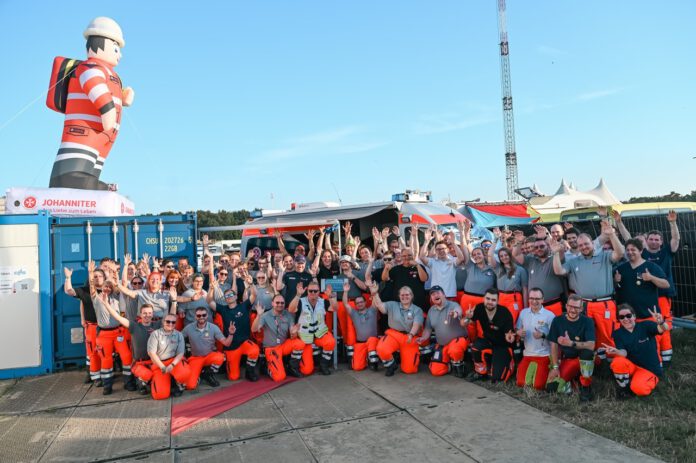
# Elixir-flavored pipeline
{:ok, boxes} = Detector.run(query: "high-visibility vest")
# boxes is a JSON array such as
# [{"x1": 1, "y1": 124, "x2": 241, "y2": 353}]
[{"x1": 298, "y1": 297, "x2": 329, "y2": 343}]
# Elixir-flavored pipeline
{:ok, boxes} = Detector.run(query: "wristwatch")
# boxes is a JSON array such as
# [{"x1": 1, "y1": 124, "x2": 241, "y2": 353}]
[{"x1": 572, "y1": 341, "x2": 577, "y2": 348}]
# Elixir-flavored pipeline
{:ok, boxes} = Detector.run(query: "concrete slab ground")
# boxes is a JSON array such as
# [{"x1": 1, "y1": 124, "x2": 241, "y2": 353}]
[{"x1": 0, "y1": 368, "x2": 662, "y2": 463}]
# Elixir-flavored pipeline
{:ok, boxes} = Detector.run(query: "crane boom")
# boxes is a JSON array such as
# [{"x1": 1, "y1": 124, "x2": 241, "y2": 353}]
[{"x1": 497, "y1": 0, "x2": 519, "y2": 200}]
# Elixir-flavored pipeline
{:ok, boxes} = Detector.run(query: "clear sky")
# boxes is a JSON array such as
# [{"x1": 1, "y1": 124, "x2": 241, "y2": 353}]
[{"x1": 1, "y1": 1, "x2": 694, "y2": 214}]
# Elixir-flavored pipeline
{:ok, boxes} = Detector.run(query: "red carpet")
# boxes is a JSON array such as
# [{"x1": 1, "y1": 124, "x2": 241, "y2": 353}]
[{"x1": 171, "y1": 377, "x2": 298, "y2": 435}]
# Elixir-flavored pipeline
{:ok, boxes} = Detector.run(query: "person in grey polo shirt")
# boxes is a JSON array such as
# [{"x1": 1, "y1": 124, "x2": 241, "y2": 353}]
[
  {"x1": 416, "y1": 286, "x2": 469, "y2": 378},
  {"x1": 146, "y1": 314, "x2": 191, "y2": 399},
  {"x1": 552, "y1": 221, "x2": 624, "y2": 357},
  {"x1": 373, "y1": 286, "x2": 425, "y2": 376}
]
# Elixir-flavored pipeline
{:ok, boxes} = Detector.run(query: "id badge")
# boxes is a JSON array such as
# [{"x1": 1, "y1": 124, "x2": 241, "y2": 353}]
[
  {"x1": 433, "y1": 350, "x2": 442, "y2": 362},
  {"x1": 605, "y1": 310, "x2": 610, "y2": 320},
  {"x1": 513, "y1": 303, "x2": 519, "y2": 312},
  {"x1": 117, "y1": 336, "x2": 124, "y2": 342},
  {"x1": 276, "y1": 337, "x2": 281, "y2": 345}
]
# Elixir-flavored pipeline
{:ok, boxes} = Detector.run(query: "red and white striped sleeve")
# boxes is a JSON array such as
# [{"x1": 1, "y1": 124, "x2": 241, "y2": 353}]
[{"x1": 76, "y1": 65, "x2": 115, "y2": 115}]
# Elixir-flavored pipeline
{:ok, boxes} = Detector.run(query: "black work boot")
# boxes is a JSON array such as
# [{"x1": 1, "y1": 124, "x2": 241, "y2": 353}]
[
  {"x1": 452, "y1": 364, "x2": 465, "y2": 378},
  {"x1": 245, "y1": 364, "x2": 259, "y2": 382},
  {"x1": 614, "y1": 383, "x2": 632, "y2": 400},
  {"x1": 385, "y1": 361, "x2": 398, "y2": 377},
  {"x1": 579, "y1": 384, "x2": 594, "y2": 403},
  {"x1": 137, "y1": 378, "x2": 150, "y2": 395},
  {"x1": 287, "y1": 358, "x2": 303, "y2": 378},
  {"x1": 319, "y1": 356, "x2": 332, "y2": 376},
  {"x1": 124, "y1": 375, "x2": 137, "y2": 391},
  {"x1": 368, "y1": 361, "x2": 379, "y2": 372},
  {"x1": 102, "y1": 377, "x2": 113, "y2": 396},
  {"x1": 84, "y1": 371, "x2": 93, "y2": 384},
  {"x1": 201, "y1": 367, "x2": 220, "y2": 387}
]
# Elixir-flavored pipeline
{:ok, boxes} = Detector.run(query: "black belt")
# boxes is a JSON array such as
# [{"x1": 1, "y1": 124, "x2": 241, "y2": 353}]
[
  {"x1": 98, "y1": 326, "x2": 120, "y2": 331},
  {"x1": 463, "y1": 291, "x2": 485, "y2": 297},
  {"x1": 582, "y1": 296, "x2": 613, "y2": 303}
]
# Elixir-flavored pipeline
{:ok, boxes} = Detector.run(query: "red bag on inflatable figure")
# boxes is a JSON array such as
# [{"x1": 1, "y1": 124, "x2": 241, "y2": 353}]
[{"x1": 48, "y1": 17, "x2": 135, "y2": 191}]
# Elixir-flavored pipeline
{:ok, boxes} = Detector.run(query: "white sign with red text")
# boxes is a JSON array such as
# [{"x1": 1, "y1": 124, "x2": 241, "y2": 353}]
[{"x1": 5, "y1": 187, "x2": 135, "y2": 217}]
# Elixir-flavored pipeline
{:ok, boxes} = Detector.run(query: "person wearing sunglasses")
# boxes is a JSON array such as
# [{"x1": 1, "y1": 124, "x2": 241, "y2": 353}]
[
  {"x1": 288, "y1": 281, "x2": 337, "y2": 376},
  {"x1": 146, "y1": 314, "x2": 191, "y2": 399},
  {"x1": 546, "y1": 294, "x2": 596, "y2": 402},
  {"x1": 513, "y1": 226, "x2": 565, "y2": 317},
  {"x1": 382, "y1": 249, "x2": 428, "y2": 312},
  {"x1": 181, "y1": 307, "x2": 235, "y2": 389},
  {"x1": 605, "y1": 304, "x2": 670, "y2": 398},
  {"x1": 251, "y1": 294, "x2": 304, "y2": 381},
  {"x1": 552, "y1": 220, "x2": 625, "y2": 361},
  {"x1": 207, "y1": 277, "x2": 260, "y2": 382}
]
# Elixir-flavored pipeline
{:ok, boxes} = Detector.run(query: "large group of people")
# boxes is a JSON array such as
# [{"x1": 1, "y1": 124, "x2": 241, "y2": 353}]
[{"x1": 62, "y1": 210, "x2": 681, "y2": 402}]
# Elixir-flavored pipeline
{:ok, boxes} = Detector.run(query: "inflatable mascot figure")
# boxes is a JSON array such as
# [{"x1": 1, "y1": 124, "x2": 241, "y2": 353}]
[{"x1": 47, "y1": 17, "x2": 134, "y2": 190}]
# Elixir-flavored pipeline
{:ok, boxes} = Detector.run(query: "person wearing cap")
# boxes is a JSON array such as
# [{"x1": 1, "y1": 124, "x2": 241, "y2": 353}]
[
  {"x1": 372, "y1": 285, "x2": 425, "y2": 376},
  {"x1": 276, "y1": 255, "x2": 313, "y2": 303},
  {"x1": 49, "y1": 17, "x2": 135, "y2": 190},
  {"x1": 288, "y1": 281, "x2": 337, "y2": 375},
  {"x1": 252, "y1": 294, "x2": 304, "y2": 381},
  {"x1": 337, "y1": 254, "x2": 368, "y2": 359},
  {"x1": 417, "y1": 286, "x2": 469, "y2": 378}
]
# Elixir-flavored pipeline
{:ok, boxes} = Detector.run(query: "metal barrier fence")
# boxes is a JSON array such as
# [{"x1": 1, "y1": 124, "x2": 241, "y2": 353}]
[{"x1": 524, "y1": 212, "x2": 695, "y2": 318}]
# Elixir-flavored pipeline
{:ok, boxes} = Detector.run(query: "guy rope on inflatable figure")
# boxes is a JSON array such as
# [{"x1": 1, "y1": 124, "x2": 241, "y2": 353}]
[{"x1": 47, "y1": 17, "x2": 134, "y2": 191}]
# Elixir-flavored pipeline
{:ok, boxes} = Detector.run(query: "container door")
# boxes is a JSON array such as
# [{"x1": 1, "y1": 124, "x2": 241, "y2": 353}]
[{"x1": 0, "y1": 224, "x2": 42, "y2": 369}]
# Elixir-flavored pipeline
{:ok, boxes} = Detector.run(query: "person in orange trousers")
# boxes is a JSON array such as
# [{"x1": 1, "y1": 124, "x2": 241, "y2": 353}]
[
  {"x1": 605, "y1": 304, "x2": 670, "y2": 398},
  {"x1": 181, "y1": 307, "x2": 235, "y2": 389},
  {"x1": 343, "y1": 280, "x2": 381, "y2": 371},
  {"x1": 146, "y1": 314, "x2": 191, "y2": 400},
  {"x1": 417, "y1": 286, "x2": 469, "y2": 378},
  {"x1": 372, "y1": 285, "x2": 425, "y2": 376},
  {"x1": 288, "y1": 282, "x2": 337, "y2": 376},
  {"x1": 252, "y1": 294, "x2": 304, "y2": 381}
]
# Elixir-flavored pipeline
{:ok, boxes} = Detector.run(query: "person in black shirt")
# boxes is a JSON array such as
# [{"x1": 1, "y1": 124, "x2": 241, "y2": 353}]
[
  {"x1": 383, "y1": 248, "x2": 428, "y2": 310},
  {"x1": 604, "y1": 304, "x2": 670, "y2": 398},
  {"x1": 208, "y1": 279, "x2": 260, "y2": 382},
  {"x1": 546, "y1": 294, "x2": 596, "y2": 402},
  {"x1": 64, "y1": 265, "x2": 104, "y2": 384},
  {"x1": 463, "y1": 289, "x2": 515, "y2": 382}
]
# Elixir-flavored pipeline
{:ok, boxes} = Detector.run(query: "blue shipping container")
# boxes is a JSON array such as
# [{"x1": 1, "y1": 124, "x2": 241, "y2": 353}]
[{"x1": 51, "y1": 213, "x2": 197, "y2": 368}]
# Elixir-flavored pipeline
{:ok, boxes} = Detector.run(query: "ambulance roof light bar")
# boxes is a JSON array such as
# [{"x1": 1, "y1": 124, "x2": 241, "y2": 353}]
[{"x1": 392, "y1": 190, "x2": 432, "y2": 203}]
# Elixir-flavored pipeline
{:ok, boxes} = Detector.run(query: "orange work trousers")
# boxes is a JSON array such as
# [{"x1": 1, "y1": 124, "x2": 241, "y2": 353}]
[
  {"x1": 265, "y1": 338, "x2": 305, "y2": 382},
  {"x1": 584, "y1": 299, "x2": 617, "y2": 349},
  {"x1": 185, "y1": 351, "x2": 225, "y2": 390},
  {"x1": 656, "y1": 297, "x2": 673, "y2": 364},
  {"x1": 84, "y1": 322, "x2": 101, "y2": 381},
  {"x1": 376, "y1": 329, "x2": 422, "y2": 374},
  {"x1": 352, "y1": 337, "x2": 380, "y2": 371},
  {"x1": 459, "y1": 292, "x2": 484, "y2": 341},
  {"x1": 96, "y1": 327, "x2": 133, "y2": 384},
  {"x1": 610, "y1": 356, "x2": 659, "y2": 396},
  {"x1": 543, "y1": 298, "x2": 563, "y2": 317},
  {"x1": 516, "y1": 355, "x2": 550, "y2": 390},
  {"x1": 224, "y1": 340, "x2": 260, "y2": 380},
  {"x1": 498, "y1": 291, "x2": 523, "y2": 325},
  {"x1": 300, "y1": 333, "x2": 336, "y2": 376},
  {"x1": 150, "y1": 358, "x2": 192, "y2": 400},
  {"x1": 429, "y1": 337, "x2": 469, "y2": 376}
]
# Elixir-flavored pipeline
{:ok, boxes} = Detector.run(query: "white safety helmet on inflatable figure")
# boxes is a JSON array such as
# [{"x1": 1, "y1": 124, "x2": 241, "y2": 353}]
[{"x1": 83, "y1": 17, "x2": 125, "y2": 47}]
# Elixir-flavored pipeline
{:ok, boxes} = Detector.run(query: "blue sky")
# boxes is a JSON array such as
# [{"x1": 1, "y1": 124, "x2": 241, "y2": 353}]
[{"x1": 1, "y1": 1, "x2": 694, "y2": 214}]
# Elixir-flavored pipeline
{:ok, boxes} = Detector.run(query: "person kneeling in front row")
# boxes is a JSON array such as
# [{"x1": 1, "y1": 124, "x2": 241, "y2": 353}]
[
  {"x1": 604, "y1": 304, "x2": 670, "y2": 398},
  {"x1": 146, "y1": 314, "x2": 192, "y2": 399}
]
